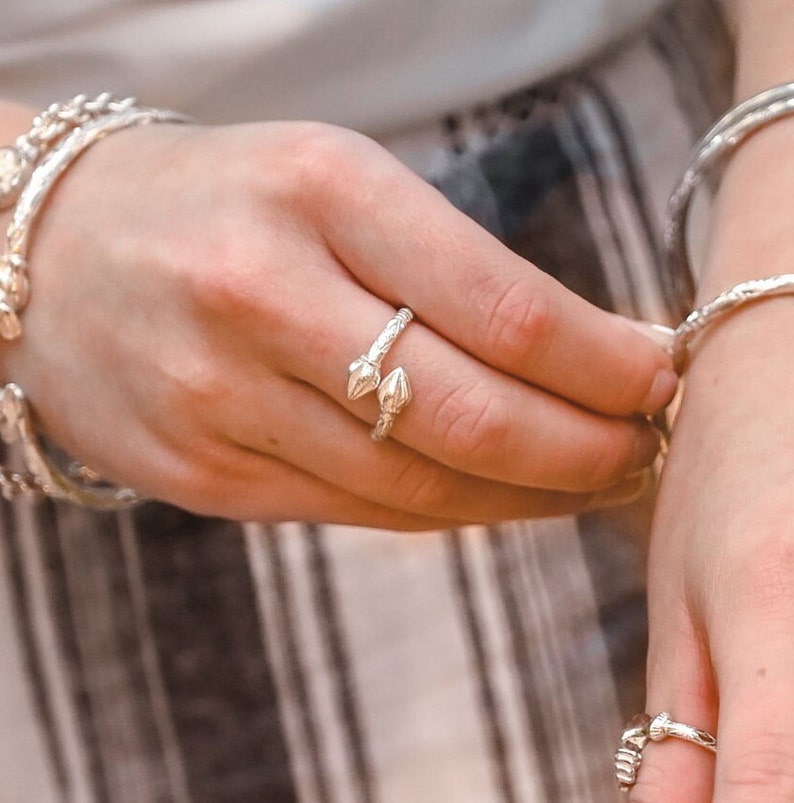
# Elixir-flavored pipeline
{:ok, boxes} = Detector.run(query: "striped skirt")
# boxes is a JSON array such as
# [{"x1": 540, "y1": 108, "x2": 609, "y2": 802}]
[{"x1": 0, "y1": 2, "x2": 732, "y2": 801}]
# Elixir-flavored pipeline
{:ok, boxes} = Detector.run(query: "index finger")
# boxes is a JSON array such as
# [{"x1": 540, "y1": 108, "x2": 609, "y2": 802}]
[{"x1": 308, "y1": 131, "x2": 677, "y2": 416}]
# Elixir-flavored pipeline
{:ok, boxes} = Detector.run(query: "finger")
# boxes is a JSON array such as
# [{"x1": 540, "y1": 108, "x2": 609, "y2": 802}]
[
  {"x1": 304, "y1": 134, "x2": 677, "y2": 416},
  {"x1": 30, "y1": 383, "x2": 455, "y2": 528},
  {"x1": 159, "y1": 443, "x2": 470, "y2": 530},
  {"x1": 629, "y1": 572, "x2": 717, "y2": 803},
  {"x1": 260, "y1": 281, "x2": 661, "y2": 492},
  {"x1": 709, "y1": 542, "x2": 794, "y2": 803},
  {"x1": 207, "y1": 366, "x2": 647, "y2": 521}
]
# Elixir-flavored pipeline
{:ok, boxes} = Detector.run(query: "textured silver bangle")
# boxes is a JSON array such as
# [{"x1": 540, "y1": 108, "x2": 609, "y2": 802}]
[
  {"x1": 0, "y1": 383, "x2": 141, "y2": 508},
  {"x1": 1, "y1": 105, "x2": 191, "y2": 340},
  {"x1": 0, "y1": 93, "x2": 137, "y2": 210},
  {"x1": 670, "y1": 274, "x2": 794, "y2": 372},
  {"x1": 664, "y1": 82, "x2": 794, "y2": 318},
  {"x1": 0, "y1": 98, "x2": 191, "y2": 508}
]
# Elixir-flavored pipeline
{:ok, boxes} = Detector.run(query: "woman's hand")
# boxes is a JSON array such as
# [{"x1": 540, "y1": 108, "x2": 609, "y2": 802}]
[
  {"x1": 3, "y1": 119, "x2": 674, "y2": 525},
  {"x1": 629, "y1": 81, "x2": 794, "y2": 798},
  {"x1": 628, "y1": 299, "x2": 794, "y2": 802}
]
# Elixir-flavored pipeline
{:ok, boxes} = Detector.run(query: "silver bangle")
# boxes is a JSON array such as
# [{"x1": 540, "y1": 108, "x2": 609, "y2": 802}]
[
  {"x1": 665, "y1": 82, "x2": 794, "y2": 316},
  {"x1": 0, "y1": 383, "x2": 141, "y2": 509},
  {"x1": 0, "y1": 93, "x2": 137, "y2": 209},
  {"x1": 1, "y1": 104, "x2": 191, "y2": 340},
  {"x1": 664, "y1": 82, "x2": 794, "y2": 370},
  {"x1": 671, "y1": 273, "x2": 794, "y2": 372},
  {"x1": 0, "y1": 96, "x2": 191, "y2": 508}
]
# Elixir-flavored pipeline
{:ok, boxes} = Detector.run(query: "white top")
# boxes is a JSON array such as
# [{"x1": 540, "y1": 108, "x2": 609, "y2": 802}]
[{"x1": 1, "y1": 0, "x2": 667, "y2": 136}]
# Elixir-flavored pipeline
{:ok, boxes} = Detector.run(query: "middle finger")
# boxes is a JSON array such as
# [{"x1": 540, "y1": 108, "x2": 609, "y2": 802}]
[{"x1": 271, "y1": 281, "x2": 660, "y2": 493}]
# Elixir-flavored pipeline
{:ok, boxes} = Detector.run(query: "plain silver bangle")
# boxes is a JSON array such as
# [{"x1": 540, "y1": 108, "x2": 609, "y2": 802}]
[{"x1": 664, "y1": 82, "x2": 794, "y2": 370}]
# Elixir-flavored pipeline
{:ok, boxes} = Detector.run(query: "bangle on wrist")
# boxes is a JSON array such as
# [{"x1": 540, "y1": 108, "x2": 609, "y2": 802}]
[
  {"x1": 663, "y1": 82, "x2": 794, "y2": 373},
  {"x1": 0, "y1": 93, "x2": 137, "y2": 209},
  {"x1": 0, "y1": 93, "x2": 191, "y2": 509}
]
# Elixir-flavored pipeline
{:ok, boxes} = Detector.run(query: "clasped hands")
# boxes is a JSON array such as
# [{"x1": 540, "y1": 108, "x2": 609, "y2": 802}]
[
  {"x1": 12, "y1": 115, "x2": 791, "y2": 802},
  {"x1": 0, "y1": 120, "x2": 675, "y2": 526}
]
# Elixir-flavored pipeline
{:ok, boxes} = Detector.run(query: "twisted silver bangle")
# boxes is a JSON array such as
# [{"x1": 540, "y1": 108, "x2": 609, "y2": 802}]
[
  {"x1": 0, "y1": 384, "x2": 142, "y2": 509},
  {"x1": 1, "y1": 105, "x2": 191, "y2": 340},
  {"x1": 670, "y1": 273, "x2": 794, "y2": 372},
  {"x1": 0, "y1": 93, "x2": 137, "y2": 210},
  {"x1": 0, "y1": 97, "x2": 191, "y2": 508}
]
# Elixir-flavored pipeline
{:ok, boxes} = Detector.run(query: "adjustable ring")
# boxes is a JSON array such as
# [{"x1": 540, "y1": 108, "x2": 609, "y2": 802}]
[
  {"x1": 615, "y1": 712, "x2": 716, "y2": 792},
  {"x1": 347, "y1": 307, "x2": 414, "y2": 441},
  {"x1": 347, "y1": 307, "x2": 413, "y2": 401}
]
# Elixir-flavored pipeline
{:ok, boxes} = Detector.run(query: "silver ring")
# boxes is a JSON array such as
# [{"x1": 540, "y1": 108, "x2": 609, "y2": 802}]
[
  {"x1": 347, "y1": 307, "x2": 413, "y2": 401},
  {"x1": 615, "y1": 712, "x2": 716, "y2": 792}
]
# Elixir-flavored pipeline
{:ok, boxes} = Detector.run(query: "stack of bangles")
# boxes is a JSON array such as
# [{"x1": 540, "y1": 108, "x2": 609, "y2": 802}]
[
  {"x1": 615, "y1": 82, "x2": 794, "y2": 790},
  {"x1": 0, "y1": 93, "x2": 191, "y2": 508}
]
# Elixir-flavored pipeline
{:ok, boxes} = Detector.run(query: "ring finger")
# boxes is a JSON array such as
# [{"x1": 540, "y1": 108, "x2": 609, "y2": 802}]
[{"x1": 261, "y1": 281, "x2": 660, "y2": 493}]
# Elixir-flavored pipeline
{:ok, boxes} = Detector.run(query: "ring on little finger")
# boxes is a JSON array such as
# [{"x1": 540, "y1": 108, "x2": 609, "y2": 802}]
[
  {"x1": 614, "y1": 712, "x2": 717, "y2": 792},
  {"x1": 347, "y1": 307, "x2": 414, "y2": 441}
]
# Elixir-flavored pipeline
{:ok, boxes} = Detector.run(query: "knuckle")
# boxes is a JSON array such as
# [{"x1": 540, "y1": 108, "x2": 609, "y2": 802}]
[
  {"x1": 433, "y1": 381, "x2": 510, "y2": 465},
  {"x1": 151, "y1": 449, "x2": 224, "y2": 515},
  {"x1": 182, "y1": 239, "x2": 289, "y2": 337},
  {"x1": 280, "y1": 123, "x2": 369, "y2": 205},
  {"x1": 185, "y1": 262, "x2": 251, "y2": 321},
  {"x1": 480, "y1": 276, "x2": 558, "y2": 369},
  {"x1": 385, "y1": 454, "x2": 456, "y2": 516},
  {"x1": 178, "y1": 223, "x2": 266, "y2": 323},
  {"x1": 573, "y1": 422, "x2": 639, "y2": 490},
  {"x1": 157, "y1": 350, "x2": 229, "y2": 419}
]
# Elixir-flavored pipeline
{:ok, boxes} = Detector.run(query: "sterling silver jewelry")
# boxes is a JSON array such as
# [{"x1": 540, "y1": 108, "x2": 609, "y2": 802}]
[
  {"x1": 1, "y1": 104, "x2": 191, "y2": 340},
  {"x1": 665, "y1": 82, "x2": 794, "y2": 317},
  {"x1": 372, "y1": 366, "x2": 412, "y2": 441},
  {"x1": 0, "y1": 93, "x2": 137, "y2": 210},
  {"x1": 0, "y1": 94, "x2": 191, "y2": 507},
  {"x1": 670, "y1": 273, "x2": 794, "y2": 372},
  {"x1": 658, "y1": 82, "x2": 794, "y2": 373},
  {"x1": 347, "y1": 307, "x2": 414, "y2": 401},
  {"x1": 615, "y1": 712, "x2": 717, "y2": 792},
  {"x1": 0, "y1": 384, "x2": 141, "y2": 508}
]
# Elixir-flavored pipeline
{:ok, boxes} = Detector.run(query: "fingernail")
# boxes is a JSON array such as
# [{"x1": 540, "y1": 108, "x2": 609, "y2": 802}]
[
  {"x1": 630, "y1": 425, "x2": 661, "y2": 472},
  {"x1": 586, "y1": 467, "x2": 653, "y2": 511},
  {"x1": 642, "y1": 369, "x2": 679, "y2": 413},
  {"x1": 621, "y1": 318, "x2": 676, "y2": 350}
]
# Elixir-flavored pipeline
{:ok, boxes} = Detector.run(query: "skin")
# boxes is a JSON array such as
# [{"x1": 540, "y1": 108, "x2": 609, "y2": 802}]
[
  {"x1": 629, "y1": 2, "x2": 794, "y2": 800},
  {"x1": 0, "y1": 104, "x2": 675, "y2": 529}
]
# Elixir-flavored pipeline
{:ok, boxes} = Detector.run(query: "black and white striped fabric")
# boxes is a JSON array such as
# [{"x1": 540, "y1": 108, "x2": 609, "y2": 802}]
[{"x1": 0, "y1": 2, "x2": 732, "y2": 801}]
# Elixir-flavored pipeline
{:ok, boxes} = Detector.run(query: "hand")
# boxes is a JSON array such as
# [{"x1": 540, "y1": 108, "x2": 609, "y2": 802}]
[
  {"x1": 628, "y1": 299, "x2": 794, "y2": 802},
  {"x1": 3, "y1": 120, "x2": 675, "y2": 525}
]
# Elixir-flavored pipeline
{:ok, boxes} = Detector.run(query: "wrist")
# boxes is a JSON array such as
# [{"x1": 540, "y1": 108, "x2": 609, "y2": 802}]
[{"x1": 700, "y1": 113, "x2": 794, "y2": 300}]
